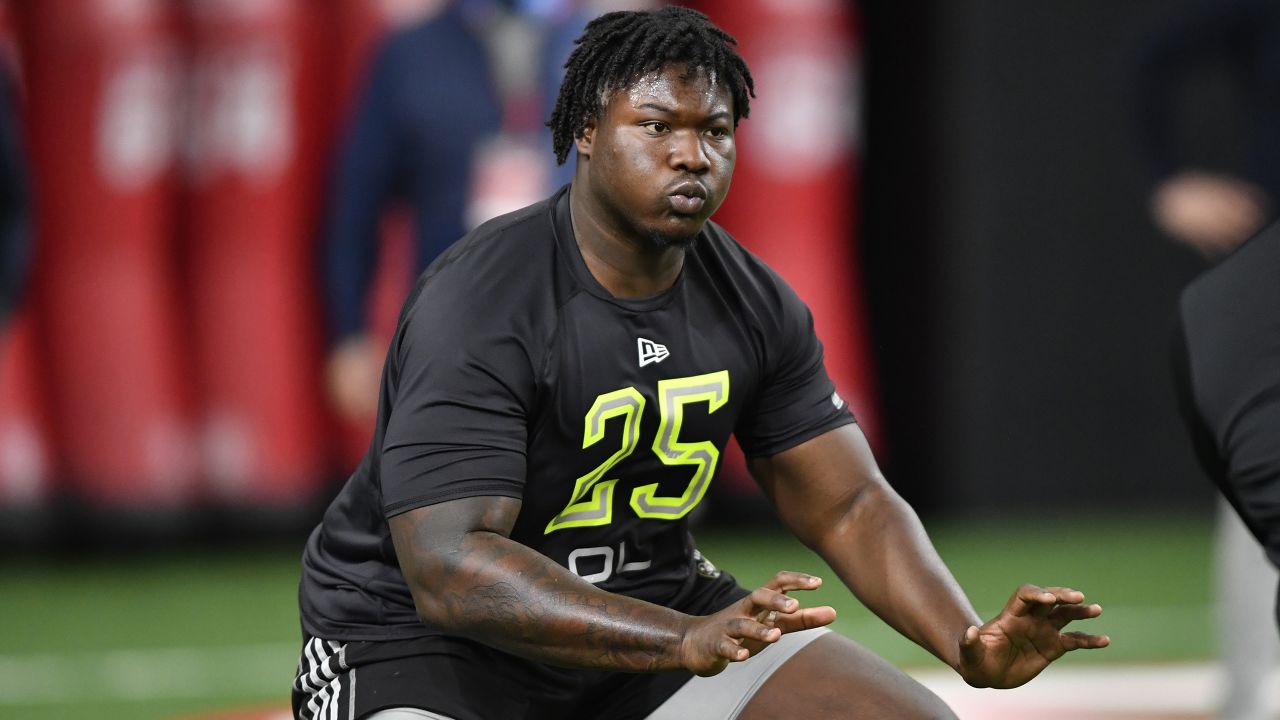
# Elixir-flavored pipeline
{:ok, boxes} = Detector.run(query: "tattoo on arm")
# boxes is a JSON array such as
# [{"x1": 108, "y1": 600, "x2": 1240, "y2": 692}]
[{"x1": 389, "y1": 497, "x2": 688, "y2": 672}]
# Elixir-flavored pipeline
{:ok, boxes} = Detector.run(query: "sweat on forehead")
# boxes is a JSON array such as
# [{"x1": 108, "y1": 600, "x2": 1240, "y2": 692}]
[{"x1": 599, "y1": 65, "x2": 723, "y2": 107}]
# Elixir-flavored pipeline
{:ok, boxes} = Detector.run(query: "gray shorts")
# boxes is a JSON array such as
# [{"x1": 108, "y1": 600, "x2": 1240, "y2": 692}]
[
  {"x1": 366, "y1": 628, "x2": 830, "y2": 720},
  {"x1": 645, "y1": 627, "x2": 830, "y2": 720}
]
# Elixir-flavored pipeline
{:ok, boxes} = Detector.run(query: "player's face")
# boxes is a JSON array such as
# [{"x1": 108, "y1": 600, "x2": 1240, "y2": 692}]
[{"x1": 579, "y1": 65, "x2": 736, "y2": 248}]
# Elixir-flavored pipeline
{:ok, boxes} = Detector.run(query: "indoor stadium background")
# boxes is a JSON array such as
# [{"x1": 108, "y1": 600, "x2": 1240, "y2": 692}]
[{"x1": 0, "y1": 0, "x2": 1260, "y2": 718}]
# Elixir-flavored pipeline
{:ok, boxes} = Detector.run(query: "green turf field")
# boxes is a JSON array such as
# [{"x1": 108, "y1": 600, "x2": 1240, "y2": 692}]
[{"x1": 0, "y1": 514, "x2": 1213, "y2": 719}]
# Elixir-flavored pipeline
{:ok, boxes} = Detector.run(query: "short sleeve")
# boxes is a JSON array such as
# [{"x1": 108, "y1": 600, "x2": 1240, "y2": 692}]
[
  {"x1": 735, "y1": 273, "x2": 855, "y2": 458},
  {"x1": 379, "y1": 289, "x2": 537, "y2": 517}
]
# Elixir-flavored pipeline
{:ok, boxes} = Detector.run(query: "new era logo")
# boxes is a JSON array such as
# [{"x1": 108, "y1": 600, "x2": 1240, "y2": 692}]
[{"x1": 637, "y1": 337, "x2": 670, "y2": 367}]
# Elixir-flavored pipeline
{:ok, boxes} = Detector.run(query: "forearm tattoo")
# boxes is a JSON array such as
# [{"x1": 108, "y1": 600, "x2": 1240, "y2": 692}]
[{"x1": 395, "y1": 503, "x2": 686, "y2": 673}]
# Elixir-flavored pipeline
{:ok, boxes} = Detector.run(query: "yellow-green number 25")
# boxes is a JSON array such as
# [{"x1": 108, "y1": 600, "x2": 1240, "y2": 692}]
[{"x1": 545, "y1": 370, "x2": 729, "y2": 534}]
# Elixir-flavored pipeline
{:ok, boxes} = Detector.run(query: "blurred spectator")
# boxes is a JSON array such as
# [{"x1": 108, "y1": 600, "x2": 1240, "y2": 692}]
[
  {"x1": 323, "y1": 0, "x2": 501, "y2": 422},
  {"x1": 1141, "y1": 3, "x2": 1280, "y2": 717},
  {"x1": 528, "y1": 0, "x2": 659, "y2": 190},
  {"x1": 0, "y1": 67, "x2": 29, "y2": 329},
  {"x1": 1140, "y1": 0, "x2": 1280, "y2": 260},
  {"x1": 1174, "y1": 221, "x2": 1280, "y2": 692},
  {"x1": 322, "y1": 0, "x2": 666, "y2": 425}
]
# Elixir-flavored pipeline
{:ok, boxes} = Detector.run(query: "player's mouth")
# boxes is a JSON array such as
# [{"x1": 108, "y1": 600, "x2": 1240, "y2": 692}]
[{"x1": 667, "y1": 181, "x2": 708, "y2": 215}]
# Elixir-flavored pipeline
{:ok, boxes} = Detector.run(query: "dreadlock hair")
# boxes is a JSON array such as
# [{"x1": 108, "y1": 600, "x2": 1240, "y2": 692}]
[{"x1": 547, "y1": 6, "x2": 755, "y2": 165}]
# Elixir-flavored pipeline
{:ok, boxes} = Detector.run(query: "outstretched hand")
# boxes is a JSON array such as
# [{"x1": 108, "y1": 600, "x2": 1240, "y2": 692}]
[
  {"x1": 958, "y1": 584, "x2": 1109, "y2": 689},
  {"x1": 680, "y1": 571, "x2": 837, "y2": 677}
]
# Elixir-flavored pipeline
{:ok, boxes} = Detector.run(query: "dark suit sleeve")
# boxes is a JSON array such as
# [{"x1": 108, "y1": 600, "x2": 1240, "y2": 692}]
[
  {"x1": 322, "y1": 38, "x2": 403, "y2": 343},
  {"x1": 1214, "y1": 377, "x2": 1280, "y2": 559},
  {"x1": 0, "y1": 71, "x2": 30, "y2": 327}
]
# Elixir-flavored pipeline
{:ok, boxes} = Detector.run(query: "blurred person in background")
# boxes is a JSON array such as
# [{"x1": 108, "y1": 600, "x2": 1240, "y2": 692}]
[
  {"x1": 294, "y1": 8, "x2": 1108, "y2": 719},
  {"x1": 1141, "y1": 0, "x2": 1279, "y2": 256},
  {"x1": 323, "y1": 0, "x2": 502, "y2": 424},
  {"x1": 528, "y1": 0, "x2": 658, "y2": 190},
  {"x1": 1140, "y1": 1, "x2": 1280, "y2": 717},
  {"x1": 1174, "y1": 221, "x2": 1280, "y2": 717},
  {"x1": 323, "y1": 0, "x2": 660, "y2": 426},
  {"x1": 0, "y1": 66, "x2": 28, "y2": 329}
]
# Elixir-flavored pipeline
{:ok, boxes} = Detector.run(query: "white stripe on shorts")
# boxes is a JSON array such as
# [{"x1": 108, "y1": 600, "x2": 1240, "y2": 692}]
[
  {"x1": 296, "y1": 637, "x2": 350, "y2": 720},
  {"x1": 309, "y1": 639, "x2": 336, "y2": 689},
  {"x1": 347, "y1": 667, "x2": 357, "y2": 720},
  {"x1": 329, "y1": 675, "x2": 343, "y2": 720},
  {"x1": 304, "y1": 642, "x2": 325, "y2": 717}
]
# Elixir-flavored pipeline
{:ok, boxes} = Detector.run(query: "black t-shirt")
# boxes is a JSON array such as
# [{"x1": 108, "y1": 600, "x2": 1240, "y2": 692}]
[{"x1": 299, "y1": 185, "x2": 855, "y2": 642}]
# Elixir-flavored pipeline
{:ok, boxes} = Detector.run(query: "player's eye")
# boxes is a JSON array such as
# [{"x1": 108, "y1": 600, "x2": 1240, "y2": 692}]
[
  {"x1": 643, "y1": 121, "x2": 671, "y2": 134},
  {"x1": 706, "y1": 126, "x2": 730, "y2": 139}
]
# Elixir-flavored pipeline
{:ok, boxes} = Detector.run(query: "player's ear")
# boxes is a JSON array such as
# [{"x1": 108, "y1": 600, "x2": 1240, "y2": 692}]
[{"x1": 574, "y1": 121, "x2": 596, "y2": 158}]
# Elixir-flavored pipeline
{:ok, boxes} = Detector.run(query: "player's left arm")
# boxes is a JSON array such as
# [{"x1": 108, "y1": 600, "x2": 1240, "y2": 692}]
[{"x1": 748, "y1": 422, "x2": 1110, "y2": 689}]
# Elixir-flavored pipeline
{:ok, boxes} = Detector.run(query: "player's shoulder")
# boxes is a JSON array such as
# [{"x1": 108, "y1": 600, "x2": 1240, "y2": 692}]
[
  {"x1": 695, "y1": 219, "x2": 806, "y2": 319},
  {"x1": 395, "y1": 195, "x2": 562, "y2": 347},
  {"x1": 420, "y1": 196, "x2": 557, "y2": 293}
]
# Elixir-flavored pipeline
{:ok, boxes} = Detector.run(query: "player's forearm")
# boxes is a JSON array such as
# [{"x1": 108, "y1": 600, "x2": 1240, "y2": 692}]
[
  {"x1": 401, "y1": 527, "x2": 691, "y2": 672},
  {"x1": 814, "y1": 481, "x2": 981, "y2": 670}
]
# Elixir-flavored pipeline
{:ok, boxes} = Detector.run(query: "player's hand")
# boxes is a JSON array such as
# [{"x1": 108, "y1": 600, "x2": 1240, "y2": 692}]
[
  {"x1": 1151, "y1": 171, "x2": 1269, "y2": 258},
  {"x1": 957, "y1": 584, "x2": 1109, "y2": 689},
  {"x1": 327, "y1": 335, "x2": 380, "y2": 422},
  {"x1": 678, "y1": 571, "x2": 836, "y2": 677}
]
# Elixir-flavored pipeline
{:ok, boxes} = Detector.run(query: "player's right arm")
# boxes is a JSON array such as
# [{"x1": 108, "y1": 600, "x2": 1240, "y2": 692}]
[{"x1": 388, "y1": 495, "x2": 830, "y2": 676}]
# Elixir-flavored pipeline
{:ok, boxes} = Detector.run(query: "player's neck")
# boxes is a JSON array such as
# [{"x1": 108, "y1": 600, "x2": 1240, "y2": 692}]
[{"x1": 569, "y1": 184, "x2": 685, "y2": 299}]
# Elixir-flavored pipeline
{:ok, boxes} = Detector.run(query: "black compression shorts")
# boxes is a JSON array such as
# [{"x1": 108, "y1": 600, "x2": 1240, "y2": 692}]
[{"x1": 292, "y1": 568, "x2": 748, "y2": 720}]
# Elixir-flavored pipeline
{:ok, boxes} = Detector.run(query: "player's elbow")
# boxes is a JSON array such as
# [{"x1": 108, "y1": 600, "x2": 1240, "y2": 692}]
[
  {"x1": 401, "y1": 528, "x2": 519, "y2": 634},
  {"x1": 400, "y1": 535, "x2": 471, "y2": 621},
  {"x1": 387, "y1": 497, "x2": 524, "y2": 630},
  {"x1": 390, "y1": 523, "x2": 472, "y2": 628}
]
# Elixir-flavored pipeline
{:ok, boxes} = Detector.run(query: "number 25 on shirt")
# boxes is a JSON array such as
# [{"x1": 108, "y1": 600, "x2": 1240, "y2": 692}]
[{"x1": 545, "y1": 370, "x2": 729, "y2": 534}]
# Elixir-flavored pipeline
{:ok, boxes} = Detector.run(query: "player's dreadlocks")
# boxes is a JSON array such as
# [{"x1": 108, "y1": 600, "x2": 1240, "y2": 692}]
[{"x1": 548, "y1": 6, "x2": 755, "y2": 165}]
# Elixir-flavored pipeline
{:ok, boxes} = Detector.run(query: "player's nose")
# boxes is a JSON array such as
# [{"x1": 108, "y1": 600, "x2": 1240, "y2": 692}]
[{"x1": 669, "y1": 130, "x2": 710, "y2": 174}]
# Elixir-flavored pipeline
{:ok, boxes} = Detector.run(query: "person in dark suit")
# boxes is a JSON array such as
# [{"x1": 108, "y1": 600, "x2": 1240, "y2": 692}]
[
  {"x1": 1174, "y1": 221, "x2": 1280, "y2": 720},
  {"x1": 1174, "y1": 222, "x2": 1280, "y2": 610},
  {"x1": 0, "y1": 68, "x2": 30, "y2": 329},
  {"x1": 1141, "y1": 4, "x2": 1280, "y2": 716},
  {"x1": 323, "y1": 1, "x2": 501, "y2": 423}
]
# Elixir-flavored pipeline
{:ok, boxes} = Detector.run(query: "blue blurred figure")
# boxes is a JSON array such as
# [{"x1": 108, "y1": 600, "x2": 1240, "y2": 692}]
[
  {"x1": 322, "y1": 1, "x2": 659, "y2": 421},
  {"x1": 526, "y1": 0, "x2": 658, "y2": 190},
  {"x1": 0, "y1": 68, "x2": 30, "y2": 329},
  {"x1": 324, "y1": 0, "x2": 502, "y2": 422}
]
